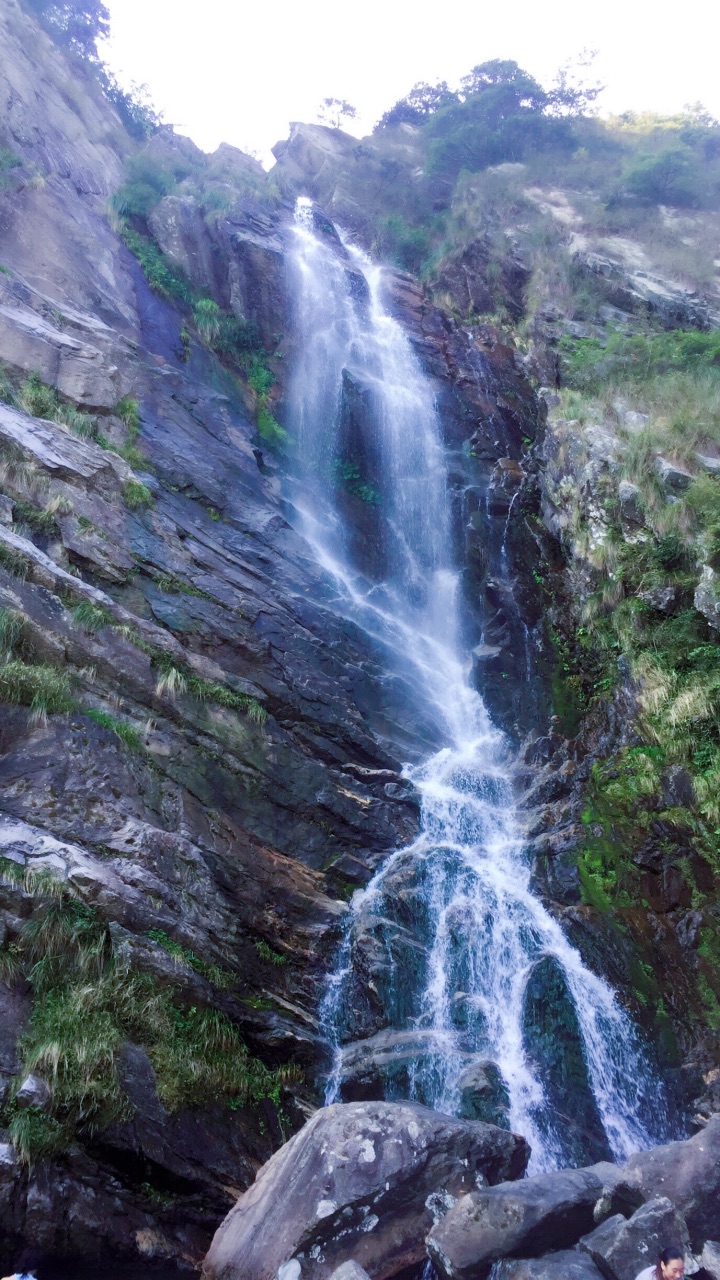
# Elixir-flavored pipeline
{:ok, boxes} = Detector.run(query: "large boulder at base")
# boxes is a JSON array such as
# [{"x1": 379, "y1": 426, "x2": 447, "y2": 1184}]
[
  {"x1": 494, "y1": 1250, "x2": 606, "y2": 1280},
  {"x1": 329, "y1": 1266, "x2": 372, "y2": 1280},
  {"x1": 202, "y1": 1100, "x2": 529, "y2": 1280},
  {"x1": 621, "y1": 1117, "x2": 720, "y2": 1246},
  {"x1": 428, "y1": 1163, "x2": 641, "y2": 1280},
  {"x1": 579, "y1": 1198, "x2": 692, "y2": 1280}
]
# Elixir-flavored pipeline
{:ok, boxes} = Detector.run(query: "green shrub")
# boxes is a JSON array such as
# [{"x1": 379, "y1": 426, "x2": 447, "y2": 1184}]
[
  {"x1": 114, "y1": 395, "x2": 140, "y2": 434},
  {"x1": 148, "y1": 1003, "x2": 297, "y2": 1113},
  {"x1": 0, "y1": 147, "x2": 21, "y2": 173},
  {"x1": 18, "y1": 374, "x2": 58, "y2": 419},
  {"x1": 193, "y1": 297, "x2": 222, "y2": 344},
  {"x1": 123, "y1": 479, "x2": 154, "y2": 510},
  {"x1": 257, "y1": 406, "x2": 288, "y2": 449},
  {"x1": 621, "y1": 146, "x2": 705, "y2": 207},
  {"x1": 119, "y1": 225, "x2": 191, "y2": 302},
  {"x1": 11, "y1": 498, "x2": 57, "y2": 536}
]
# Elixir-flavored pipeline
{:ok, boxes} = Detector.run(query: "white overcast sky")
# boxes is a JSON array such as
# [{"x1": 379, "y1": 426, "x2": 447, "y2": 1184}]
[{"x1": 102, "y1": 0, "x2": 720, "y2": 165}]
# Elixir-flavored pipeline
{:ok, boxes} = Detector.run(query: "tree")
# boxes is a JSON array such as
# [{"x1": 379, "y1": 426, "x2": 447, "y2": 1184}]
[
  {"x1": 316, "y1": 98, "x2": 358, "y2": 130},
  {"x1": 623, "y1": 147, "x2": 704, "y2": 207},
  {"x1": 546, "y1": 51, "x2": 604, "y2": 117},
  {"x1": 377, "y1": 81, "x2": 458, "y2": 129},
  {"x1": 23, "y1": 0, "x2": 110, "y2": 60}
]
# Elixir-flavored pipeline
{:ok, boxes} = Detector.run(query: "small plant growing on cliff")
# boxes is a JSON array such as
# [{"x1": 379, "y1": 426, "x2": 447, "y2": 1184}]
[
  {"x1": 85, "y1": 708, "x2": 143, "y2": 750},
  {"x1": 255, "y1": 940, "x2": 287, "y2": 966},
  {"x1": 155, "y1": 666, "x2": 188, "y2": 700},
  {"x1": 123, "y1": 479, "x2": 154, "y2": 511},
  {"x1": 193, "y1": 298, "x2": 222, "y2": 345},
  {"x1": 18, "y1": 374, "x2": 57, "y2": 419},
  {"x1": 0, "y1": 542, "x2": 31, "y2": 579},
  {"x1": 72, "y1": 601, "x2": 112, "y2": 633},
  {"x1": 147, "y1": 929, "x2": 234, "y2": 989},
  {"x1": 114, "y1": 395, "x2": 140, "y2": 434},
  {"x1": 0, "y1": 658, "x2": 73, "y2": 721},
  {"x1": 0, "y1": 607, "x2": 28, "y2": 656}
]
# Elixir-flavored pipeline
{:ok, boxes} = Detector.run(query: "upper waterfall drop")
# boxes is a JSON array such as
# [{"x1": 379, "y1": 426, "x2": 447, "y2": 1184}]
[{"x1": 285, "y1": 197, "x2": 673, "y2": 1172}]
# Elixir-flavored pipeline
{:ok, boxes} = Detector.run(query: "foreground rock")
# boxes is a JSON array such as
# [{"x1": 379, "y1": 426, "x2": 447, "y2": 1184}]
[
  {"x1": 202, "y1": 1100, "x2": 529, "y2": 1280},
  {"x1": 622, "y1": 1118, "x2": 720, "y2": 1246},
  {"x1": 579, "y1": 1197, "x2": 692, "y2": 1280},
  {"x1": 428, "y1": 1163, "x2": 641, "y2": 1280},
  {"x1": 495, "y1": 1252, "x2": 605, "y2": 1280}
]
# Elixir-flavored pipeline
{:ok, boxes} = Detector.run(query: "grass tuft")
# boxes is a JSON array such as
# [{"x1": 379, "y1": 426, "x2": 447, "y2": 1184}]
[{"x1": 85, "y1": 708, "x2": 143, "y2": 750}]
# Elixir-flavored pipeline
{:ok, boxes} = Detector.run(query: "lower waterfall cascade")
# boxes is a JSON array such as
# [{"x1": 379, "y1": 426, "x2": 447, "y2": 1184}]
[{"x1": 286, "y1": 198, "x2": 674, "y2": 1173}]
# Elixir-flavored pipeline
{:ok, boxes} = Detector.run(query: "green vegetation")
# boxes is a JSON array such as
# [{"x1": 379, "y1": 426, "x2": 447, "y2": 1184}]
[
  {"x1": 123, "y1": 479, "x2": 154, "y2": 510},
  {"x1": 114, "y1": 394, "x2": 140, "y2": 433},
  {"x1": 0, "y1": 881, "x2": 298, "y2": 1164},
  {"x1": 71, "y1": 600, "x2": 112, "y2": 632},
  {"x1": 85, "y1": 708, "x2": 142, "y2": 750},
  {"x1": 255, "y1": 940, "x2": 287, "y2": 966},
  {"x1": 111, "y1": 143, "x2": 285, "y2": 446},
  {"x1": 153, "y1": 656, "x2": 267, "y2": 723},
  {"x1": 153, "y1": 571, "x2": 211, "y2": 599},
  {"x1": 334, "y1": 460, "x2": 381, "y2": 506},
  {"x1": 3, "y1": 372, "x2": 97, "y2": 438},
  {"x1": 147, "y1": 928, "x2": 235, "y2": 989},
  {"x1": 552, "y1": 326, "x2": 720, "y2": 1026},
  {"x1": 0, "y1": 542, "x2": 30, "y2": 578},
  {"x1": 0, "y1": 658, "x2": 73, "y2": 720},
  {"x1": 0, "y1": 147, "x2": 22, "y2": 192}
]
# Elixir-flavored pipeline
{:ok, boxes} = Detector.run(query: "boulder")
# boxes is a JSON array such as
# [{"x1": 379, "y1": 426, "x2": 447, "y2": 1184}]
[
  {"x1": 329, "y1": 1266, "x2": 372, "y2": 1280},
  {"x1": 694, "y1": 566, "x2": 720, "y2": 632},
  {"x1": 700, "y1": 1242, "x2": 720, "y2": 1280},
  {"x1": 579, "y1": 1198, "x2": 692, "y2": 1280},
  {"x1": 621, "y1": 1116, "x2": 720, "y2": 1246},
  {"x1": 15, "y1": 1073, "x2": 51, "y2": 1110},
  {"x1": 456, "y1": 1059, "x2": 510, "y2": 1128},
  {"x1": 655, "y1": 457, "x2": 693, "y2": 495},
  {"x1": 495, "y1": 1251, "x2": 606, "y2": 1280},
  {"x1": 695, "y1": 453, "x2": 720, "y2": 477},
  {"x1": 618, "y1": 481, "x2": 645, "y2": 528},
  {"x1": 202, "y1": 1100, "x2": 529, "y2": 1280},
  {"x1": 428, "y1": 1163, "x2": 641, "y2": 1280}
]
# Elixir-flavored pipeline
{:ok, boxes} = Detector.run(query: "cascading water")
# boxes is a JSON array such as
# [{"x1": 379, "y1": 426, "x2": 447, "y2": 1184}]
[{"x1": 286, "y1": 197, "x2": 673, "y2": 1173}]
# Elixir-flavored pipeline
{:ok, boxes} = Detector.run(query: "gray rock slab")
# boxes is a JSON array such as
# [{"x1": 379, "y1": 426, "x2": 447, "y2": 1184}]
[
  {"x1": 202, "y1": 1099, "x2": 529, "y2": 1280},
  {"x1": 579, "y1": 1197, "x2": 691, "y2": 1280},
  {"x1": 694, "y1": 566, "x2": 720, "y2": 631},
  {"x1": 428, "y1": 1163, "x2": 640, "y2": 1280},
  {"x1": 328, "y1": 1265, "x2": 373, "y2": 1280},
  {"x1": 655, "y1": 456, "x2": 694, "y2": 494},
  {"x1": 621, "y1": 1117, "x2": 720, "y2": 1246},
  {"x1": 495, "y1": 1250, "x2": 606, "y2": 1280},
  {"x1": 700, "y1": 1241, "x2": 720, "y2": 1280}
]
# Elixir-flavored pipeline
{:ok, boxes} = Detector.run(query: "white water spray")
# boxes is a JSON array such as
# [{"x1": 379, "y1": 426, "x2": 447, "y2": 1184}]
[{"x1": 287, "y1": 198, "x2": 671, "y2": 1172}]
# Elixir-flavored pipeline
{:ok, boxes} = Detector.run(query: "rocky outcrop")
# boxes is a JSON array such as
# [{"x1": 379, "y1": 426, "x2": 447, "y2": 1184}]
[
  {"x1": 579, "y1": 1198, "x2": 693, "y2": 1280},
  {"x1": 202, "y1": 1100, "x2": 529, "y2": 1280},
  {"x1": 428, "y1": 1163, "x2": 641, "y2": 1280},
  {"x1": 621, "y1": 1118, "x2": 720, "y2": 1246}
]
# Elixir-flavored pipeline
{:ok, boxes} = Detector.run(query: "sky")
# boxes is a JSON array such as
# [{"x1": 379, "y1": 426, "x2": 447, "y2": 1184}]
[{"x1": 101, "y1": 0, "x2": 720, "y2": 165}]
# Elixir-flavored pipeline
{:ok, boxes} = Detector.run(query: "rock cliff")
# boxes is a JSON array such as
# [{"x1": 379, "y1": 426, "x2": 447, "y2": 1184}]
[{"x1": 2, "y1": 5, "x2": 720, "y2": 1274}]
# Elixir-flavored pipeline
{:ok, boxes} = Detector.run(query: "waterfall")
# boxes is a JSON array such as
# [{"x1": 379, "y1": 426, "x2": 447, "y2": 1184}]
[{"x1": 286, "y1": 198, "x2": 672, "y2": 1173}]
